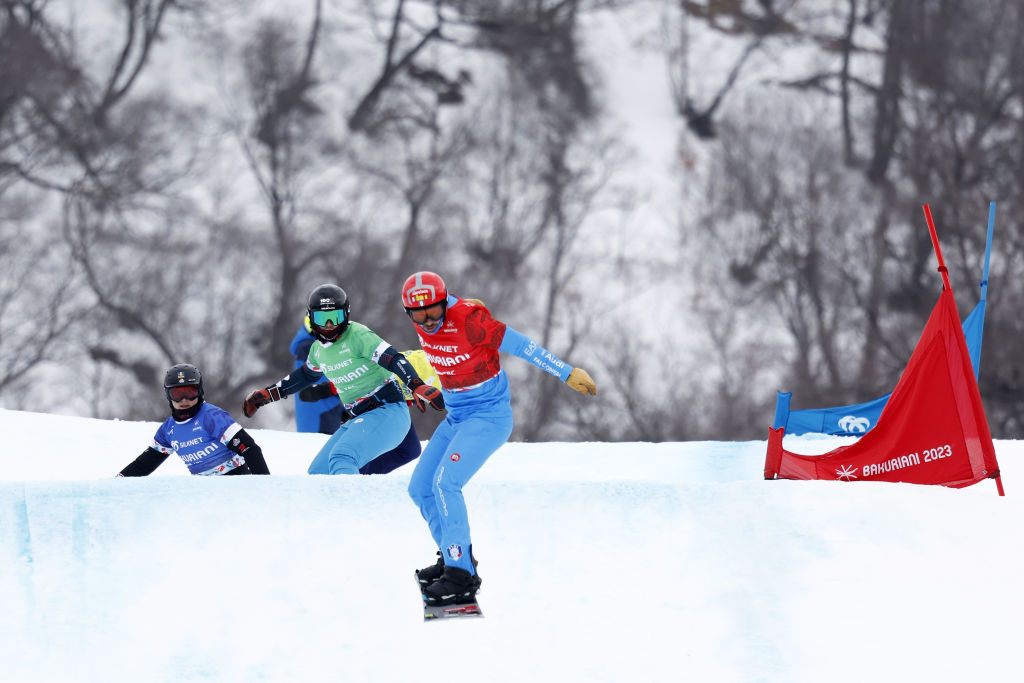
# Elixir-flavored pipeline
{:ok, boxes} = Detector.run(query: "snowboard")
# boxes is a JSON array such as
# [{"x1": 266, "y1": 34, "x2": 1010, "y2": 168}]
[
  {"x1": 419, "y1": 575, "x2": 484, "y2": 621},
  {"x1": 423, "y1": 600, "x2": 484, "y2": 621}
]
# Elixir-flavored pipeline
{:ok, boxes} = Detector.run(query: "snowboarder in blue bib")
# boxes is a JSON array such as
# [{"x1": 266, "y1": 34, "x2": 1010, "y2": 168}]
[
  {"x1": 119, "y1": 363, "x2": 270, "y2": 476},
  {"x1": 241, "y1": 284, "x2": 444, "y2": 474}
]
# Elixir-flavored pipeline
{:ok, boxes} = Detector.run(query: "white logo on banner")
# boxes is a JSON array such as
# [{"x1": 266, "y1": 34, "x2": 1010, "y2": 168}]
[
  {"x1": 838, "y1": 415, "x2": 871, "y2": 433},
  {"x1": 836, "y1": 465, "x2": 859, "y2": 480}
]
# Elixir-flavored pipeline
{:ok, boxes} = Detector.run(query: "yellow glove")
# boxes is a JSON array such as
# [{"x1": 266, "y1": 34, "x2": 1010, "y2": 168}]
[
  {"x1": 464, "y1": 298, "x2": 486, "y2": 307},
  {"x1": 566, "y1": 368, "x2": 596, "y2": 396}
]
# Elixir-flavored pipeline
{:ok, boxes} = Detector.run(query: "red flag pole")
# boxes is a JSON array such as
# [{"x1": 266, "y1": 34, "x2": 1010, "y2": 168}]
[
  {"x1": 925, "y1": 205, "x2": 1005, "y2": 496},
  {"x1": 922, "y1": 205, "x2": 953, "y2": 292}
]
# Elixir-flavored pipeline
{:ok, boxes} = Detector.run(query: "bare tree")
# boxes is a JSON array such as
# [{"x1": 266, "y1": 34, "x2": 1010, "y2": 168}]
[
  {"x1": 889, "y1": 0, "x2": 1024, "y2": 435},
  {"x1": 865, "y1": 0, "x2": 910, "y2": 185},
  {"x1": 234, "y1": 4, "x2": 328, "y2": 376},
  {"x1": 346, "y1": 0, "x2": 445, "y2": 134},
  {"x1": 676, "y1": 104, "x2": 919, "y2": 438},
  {"x1": 669, "y1": 0, "x2": 1024, "y2": 439},
  {"x1": 0, "y1": 195, "x2": 76, "y2": 397},
  {"x1": 669, "y1": 0, "x2": 809, "y2": 138},
  {"x1": 0, "y1": 0, "x2": 215, "y2": 417}
]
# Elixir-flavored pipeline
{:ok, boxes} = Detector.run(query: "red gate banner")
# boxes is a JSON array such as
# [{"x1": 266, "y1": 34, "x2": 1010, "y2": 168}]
[{"x1": 764, "y1": 286, "x2": 1002, "y2": 493}]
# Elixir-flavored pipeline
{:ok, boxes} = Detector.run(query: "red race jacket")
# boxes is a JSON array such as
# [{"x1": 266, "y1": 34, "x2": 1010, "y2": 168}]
[{"x1": 415, "y1": 298, "x2": 506, "y2": 391}]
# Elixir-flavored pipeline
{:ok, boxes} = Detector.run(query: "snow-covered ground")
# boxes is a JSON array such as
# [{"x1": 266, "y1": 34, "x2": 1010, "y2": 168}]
[{"x1": 1, "y1": 409, "x2": 1020, "y2": 682}]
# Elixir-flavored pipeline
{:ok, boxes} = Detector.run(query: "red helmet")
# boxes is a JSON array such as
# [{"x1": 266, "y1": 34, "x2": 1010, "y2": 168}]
[{"x1": 402, "y1": 271, "x2": 447, "y2": 309}]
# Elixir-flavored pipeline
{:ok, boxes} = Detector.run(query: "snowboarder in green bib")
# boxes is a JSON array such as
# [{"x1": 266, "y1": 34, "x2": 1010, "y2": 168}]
[{"x1": 242, "y1": 284, "x2": 444, "y2": 474}]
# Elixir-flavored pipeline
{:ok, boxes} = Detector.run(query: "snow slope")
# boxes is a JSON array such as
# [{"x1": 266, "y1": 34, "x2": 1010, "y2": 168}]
[{"x1": 1, "y1": 409, "x2": 1020, "y2": 682}]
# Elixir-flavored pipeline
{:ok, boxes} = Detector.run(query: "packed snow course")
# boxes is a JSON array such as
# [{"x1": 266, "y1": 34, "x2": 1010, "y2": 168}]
[{"x1": 1, "y1": 409, "x2": 1021, "y2": 682}]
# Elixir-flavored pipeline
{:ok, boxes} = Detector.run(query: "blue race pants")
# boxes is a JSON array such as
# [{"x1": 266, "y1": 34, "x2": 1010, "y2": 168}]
[
  {"x1": 407, "y1": 406, "x2": 513, "y2": 574},
  {"x1": 307, "y1": 401, "x2": 410, "y2": 475}
]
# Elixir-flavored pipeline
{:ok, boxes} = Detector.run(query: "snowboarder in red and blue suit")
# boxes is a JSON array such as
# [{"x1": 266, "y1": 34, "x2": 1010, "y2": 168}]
[{"x1": 402, "y1": 271, "x2": 597, "y2": 606}]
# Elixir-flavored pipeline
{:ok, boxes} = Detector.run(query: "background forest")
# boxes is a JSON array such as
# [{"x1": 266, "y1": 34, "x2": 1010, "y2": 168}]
[{"x1": 2, "y1": 0, "x2": 1023, "y2": 441}]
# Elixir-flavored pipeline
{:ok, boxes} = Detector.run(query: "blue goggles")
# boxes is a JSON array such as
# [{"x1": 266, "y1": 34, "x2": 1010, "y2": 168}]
[{"x1": 311, "y1": 309, "x2": 345, "y2": 326}]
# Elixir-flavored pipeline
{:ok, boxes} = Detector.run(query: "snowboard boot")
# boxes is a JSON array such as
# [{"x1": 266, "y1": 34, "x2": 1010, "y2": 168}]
[
  {"x1": 415, "y1": 551, "x2": 445, "y2": 586},
  {"x1": 416, "y1": 547, "x2": 478, "y2": 586},
  {"x1": 422, "y1": 565, "x2": 482, "y2": 606}
]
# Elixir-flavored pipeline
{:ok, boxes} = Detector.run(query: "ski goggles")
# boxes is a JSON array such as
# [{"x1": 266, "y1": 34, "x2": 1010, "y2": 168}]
[
  {"x1": 406, "y1": 303, "x2": 445, "y2": 325},
  {"x1": 311, "y1": 309, "x2": 345, "y2": 326},
  {"x1": 167, "y1": 385, "x2": 200, "y2": 402}
]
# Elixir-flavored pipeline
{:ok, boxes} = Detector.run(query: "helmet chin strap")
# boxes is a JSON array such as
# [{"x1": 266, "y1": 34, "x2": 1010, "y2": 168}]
[{"x1": 418, "y1": 314, "x2": 445, "y2": 334}]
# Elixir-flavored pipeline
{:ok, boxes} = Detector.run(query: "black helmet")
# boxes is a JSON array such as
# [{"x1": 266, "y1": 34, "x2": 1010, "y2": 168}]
[
  {"x1": 307, "y1": 284, "x2": 351, "y2": 342},
  {"x1": 163, "y1": 363, "x2": 204, "y2": 419}
]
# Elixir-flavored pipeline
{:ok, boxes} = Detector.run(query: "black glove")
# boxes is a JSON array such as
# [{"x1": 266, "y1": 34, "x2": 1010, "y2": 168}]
[
  {"x1": 242, "y1": 386, "x2": 282, "y2": 418},
  {"x1": 298, "y1": 382, "x2": 337, "y2": 402},
  {"x1": 407, "y1": 378, "x2": 444, "y2": 412}
]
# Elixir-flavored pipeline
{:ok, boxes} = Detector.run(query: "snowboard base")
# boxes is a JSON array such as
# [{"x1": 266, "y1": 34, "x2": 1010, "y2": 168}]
[{"x1": 423, "y1": 600, "x2": 484, "y2": 621}]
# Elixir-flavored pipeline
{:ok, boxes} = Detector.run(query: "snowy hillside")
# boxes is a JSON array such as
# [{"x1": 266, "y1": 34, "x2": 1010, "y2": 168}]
[{"x1": 1, "y1": 409, "x2": 1021, "y2": 682}]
